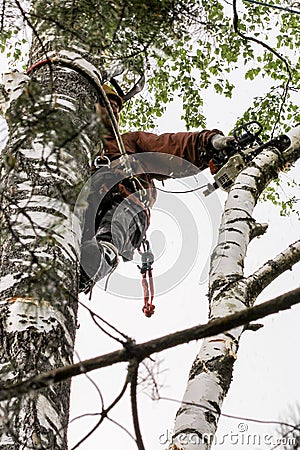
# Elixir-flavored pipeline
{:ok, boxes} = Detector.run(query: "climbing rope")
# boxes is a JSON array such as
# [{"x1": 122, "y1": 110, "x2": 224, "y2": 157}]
[{"x1": 138, "y1": 239, "x2": 155, "y2": 318}]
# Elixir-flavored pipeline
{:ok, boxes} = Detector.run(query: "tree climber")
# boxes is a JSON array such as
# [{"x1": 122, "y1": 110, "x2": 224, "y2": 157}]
[{"x1": 79, "y1": 84, "x2": 234, "y2": 294}]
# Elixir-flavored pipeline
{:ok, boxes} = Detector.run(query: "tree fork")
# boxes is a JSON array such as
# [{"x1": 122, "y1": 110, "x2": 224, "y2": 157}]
[{"x1": 171, "y1": 129, "x2": 300, "y2": 450}]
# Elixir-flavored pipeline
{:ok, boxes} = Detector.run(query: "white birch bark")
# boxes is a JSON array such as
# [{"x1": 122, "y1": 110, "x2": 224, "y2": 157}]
[
  {"x1": 0, "y1": 3, "x2": 101, "y2": 448},
  {"x1": 171, "y1": 127, "x2": 300, "y2": 450}
]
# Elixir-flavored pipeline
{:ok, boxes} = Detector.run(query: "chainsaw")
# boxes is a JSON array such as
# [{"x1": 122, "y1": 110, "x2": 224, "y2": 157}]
[{"x1": 203, "y1": 121, "x2": 291, "y2": 196}]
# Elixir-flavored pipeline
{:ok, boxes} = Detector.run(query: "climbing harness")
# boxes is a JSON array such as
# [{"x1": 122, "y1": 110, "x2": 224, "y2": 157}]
[{"x1": 138, "y1": 239, "x2": 155, "y2": 318}]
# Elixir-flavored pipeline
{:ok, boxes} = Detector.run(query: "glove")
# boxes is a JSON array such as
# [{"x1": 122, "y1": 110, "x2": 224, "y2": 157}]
[
  {"x1": 211, "y1": 134, "x2": 236, "y2": 151},
  {"x1": 209, "y1": 134, "x2": 236, "y2": 175}
]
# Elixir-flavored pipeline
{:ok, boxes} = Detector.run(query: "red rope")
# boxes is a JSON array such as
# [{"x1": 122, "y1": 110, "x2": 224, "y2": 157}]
[
  {"x1": 26, "y1": 58, "x2": 53, "y2": 75},
  {"x1": 142, "y1": 269, "x2": 155, "y2": 318},
  {"x1": 138, "y1": 239, "x2": 155, "y2": 318}
]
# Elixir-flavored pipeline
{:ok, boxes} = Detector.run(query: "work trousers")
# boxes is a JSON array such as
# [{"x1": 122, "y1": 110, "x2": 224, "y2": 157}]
[{"x1": 79, "y1": 181, "x2": 149, "y2": 292}]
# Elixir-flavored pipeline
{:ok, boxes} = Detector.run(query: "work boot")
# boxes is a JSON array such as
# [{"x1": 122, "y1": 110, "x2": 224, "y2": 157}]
[{"x1": 79, "y1": 239, "x2": 119, "y2": 294}]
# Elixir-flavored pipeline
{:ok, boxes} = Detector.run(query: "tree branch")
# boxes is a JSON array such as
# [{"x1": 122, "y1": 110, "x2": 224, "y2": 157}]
[
  {"x1": 232, "y1": 0, "x2": 292, "y2": 136},
  {"x1": 0, "y1": 287, "x2": 299, "y2": 402},
  {"x1": 71, "y1": 375, "x2": 129, "y2": 450},
  {"x1": 232, "y1": 0, "x2": 291, "y2": 77},
  {"x1": 246, "y1": 240, "x2": 300, "y2": 302},
  {"x1": 130, "y1": 361, "x2": 146, "y2": 450}
]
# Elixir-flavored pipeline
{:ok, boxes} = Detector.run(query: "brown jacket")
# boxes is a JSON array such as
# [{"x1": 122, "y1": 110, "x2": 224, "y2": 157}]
[
  {"x1": 102, "y1": 129, "x2": 222, "y2": 177},
  {"x1": 97, "y1": 129, "x2": 222, "y2": 207}
]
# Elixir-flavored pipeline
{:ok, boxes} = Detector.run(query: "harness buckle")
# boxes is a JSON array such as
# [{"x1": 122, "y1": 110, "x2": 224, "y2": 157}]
[{"x1": 94, "y1": 155, "x2": 111, "y2": 169}]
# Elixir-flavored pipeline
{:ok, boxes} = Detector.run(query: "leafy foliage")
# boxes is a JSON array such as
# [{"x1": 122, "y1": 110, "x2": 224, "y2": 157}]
[
  {"x1": 1, "y1": 0, "x2": 299, "y2": 131},
  {"x1": 1, "y1": 0, "x2": 299, "y2": 214},
  {"x1": 260, "y1": 175, "x2": 300, "y2": 218}
]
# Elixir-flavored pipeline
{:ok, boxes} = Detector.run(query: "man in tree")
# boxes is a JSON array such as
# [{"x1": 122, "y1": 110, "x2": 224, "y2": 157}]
[{"x1": 80, "y1": 84, "x2": 235, "y2": 295}]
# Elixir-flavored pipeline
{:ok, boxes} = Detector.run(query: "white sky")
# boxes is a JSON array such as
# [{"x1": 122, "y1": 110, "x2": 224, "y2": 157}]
[
  {"x1": 70, "y1": 84, "x2": 300, "y2": 450},
  {"x1": 1, "y1": 34, "x2": 300, "y2": 450}
]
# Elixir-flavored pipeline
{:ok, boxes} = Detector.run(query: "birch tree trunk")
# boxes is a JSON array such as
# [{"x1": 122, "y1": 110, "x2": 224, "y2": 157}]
[
  {"x1": 171, "y1": 128, "x2": 300, "y2": 450},
  {"x1": 0, "y1": 3, "x2": 101, "y2": 448}
]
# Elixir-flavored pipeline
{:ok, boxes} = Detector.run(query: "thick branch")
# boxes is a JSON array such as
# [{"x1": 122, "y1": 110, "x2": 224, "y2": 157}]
[
  {"x1": 246, "y1": 240, "x2": 300, "y2": 302},
  {"x1": 0, "y1": 287, "x2": 299, "y2": 402}
]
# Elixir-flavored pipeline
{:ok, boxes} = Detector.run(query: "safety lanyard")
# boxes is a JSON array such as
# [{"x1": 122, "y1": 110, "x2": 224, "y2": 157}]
[{"x1": 138, "y1": 239, "x2": 155, "y2": 317}]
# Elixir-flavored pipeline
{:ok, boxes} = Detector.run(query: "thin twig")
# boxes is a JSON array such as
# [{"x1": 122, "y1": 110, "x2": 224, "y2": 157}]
[
  {"x1": 79, "y1": 300, "x2": 133, "y2": 345},
  {"x1": 0, "y1": 0, "x2": 5, "y2": 31},
  {"x1": 271, "y1": 423, "x2": 300, "y2": 450},
  {"x1": 69, "y1": 412, "x2": 100, "y2": 423},
  {"x1": 244, "y1": 0, "x2": 300, "y2": 15},
  {"x1": 107, "y1": 416, "x2": 137, "y2": 442},
  {"x1": 158, "y1": 396, "x2": 300, "y2": 432},
  {"x1": 74, "y1": 350, "x2": 104, "y2": 409},
  {"x1": 130, "y1": 361, "x2": 146, "y2": 450},
  {"x1": 139, "y1": 359, "x2": 165, "y2": 400},
  {"x1": 71, "y1": 375, "x2": 129, "y2": 450},
  {"x1": 13, "y1": 0, "x2": 54, "y2": 87},
  {"x1": 232, "y1": 0, "x2": 292, "y2": 136}
]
